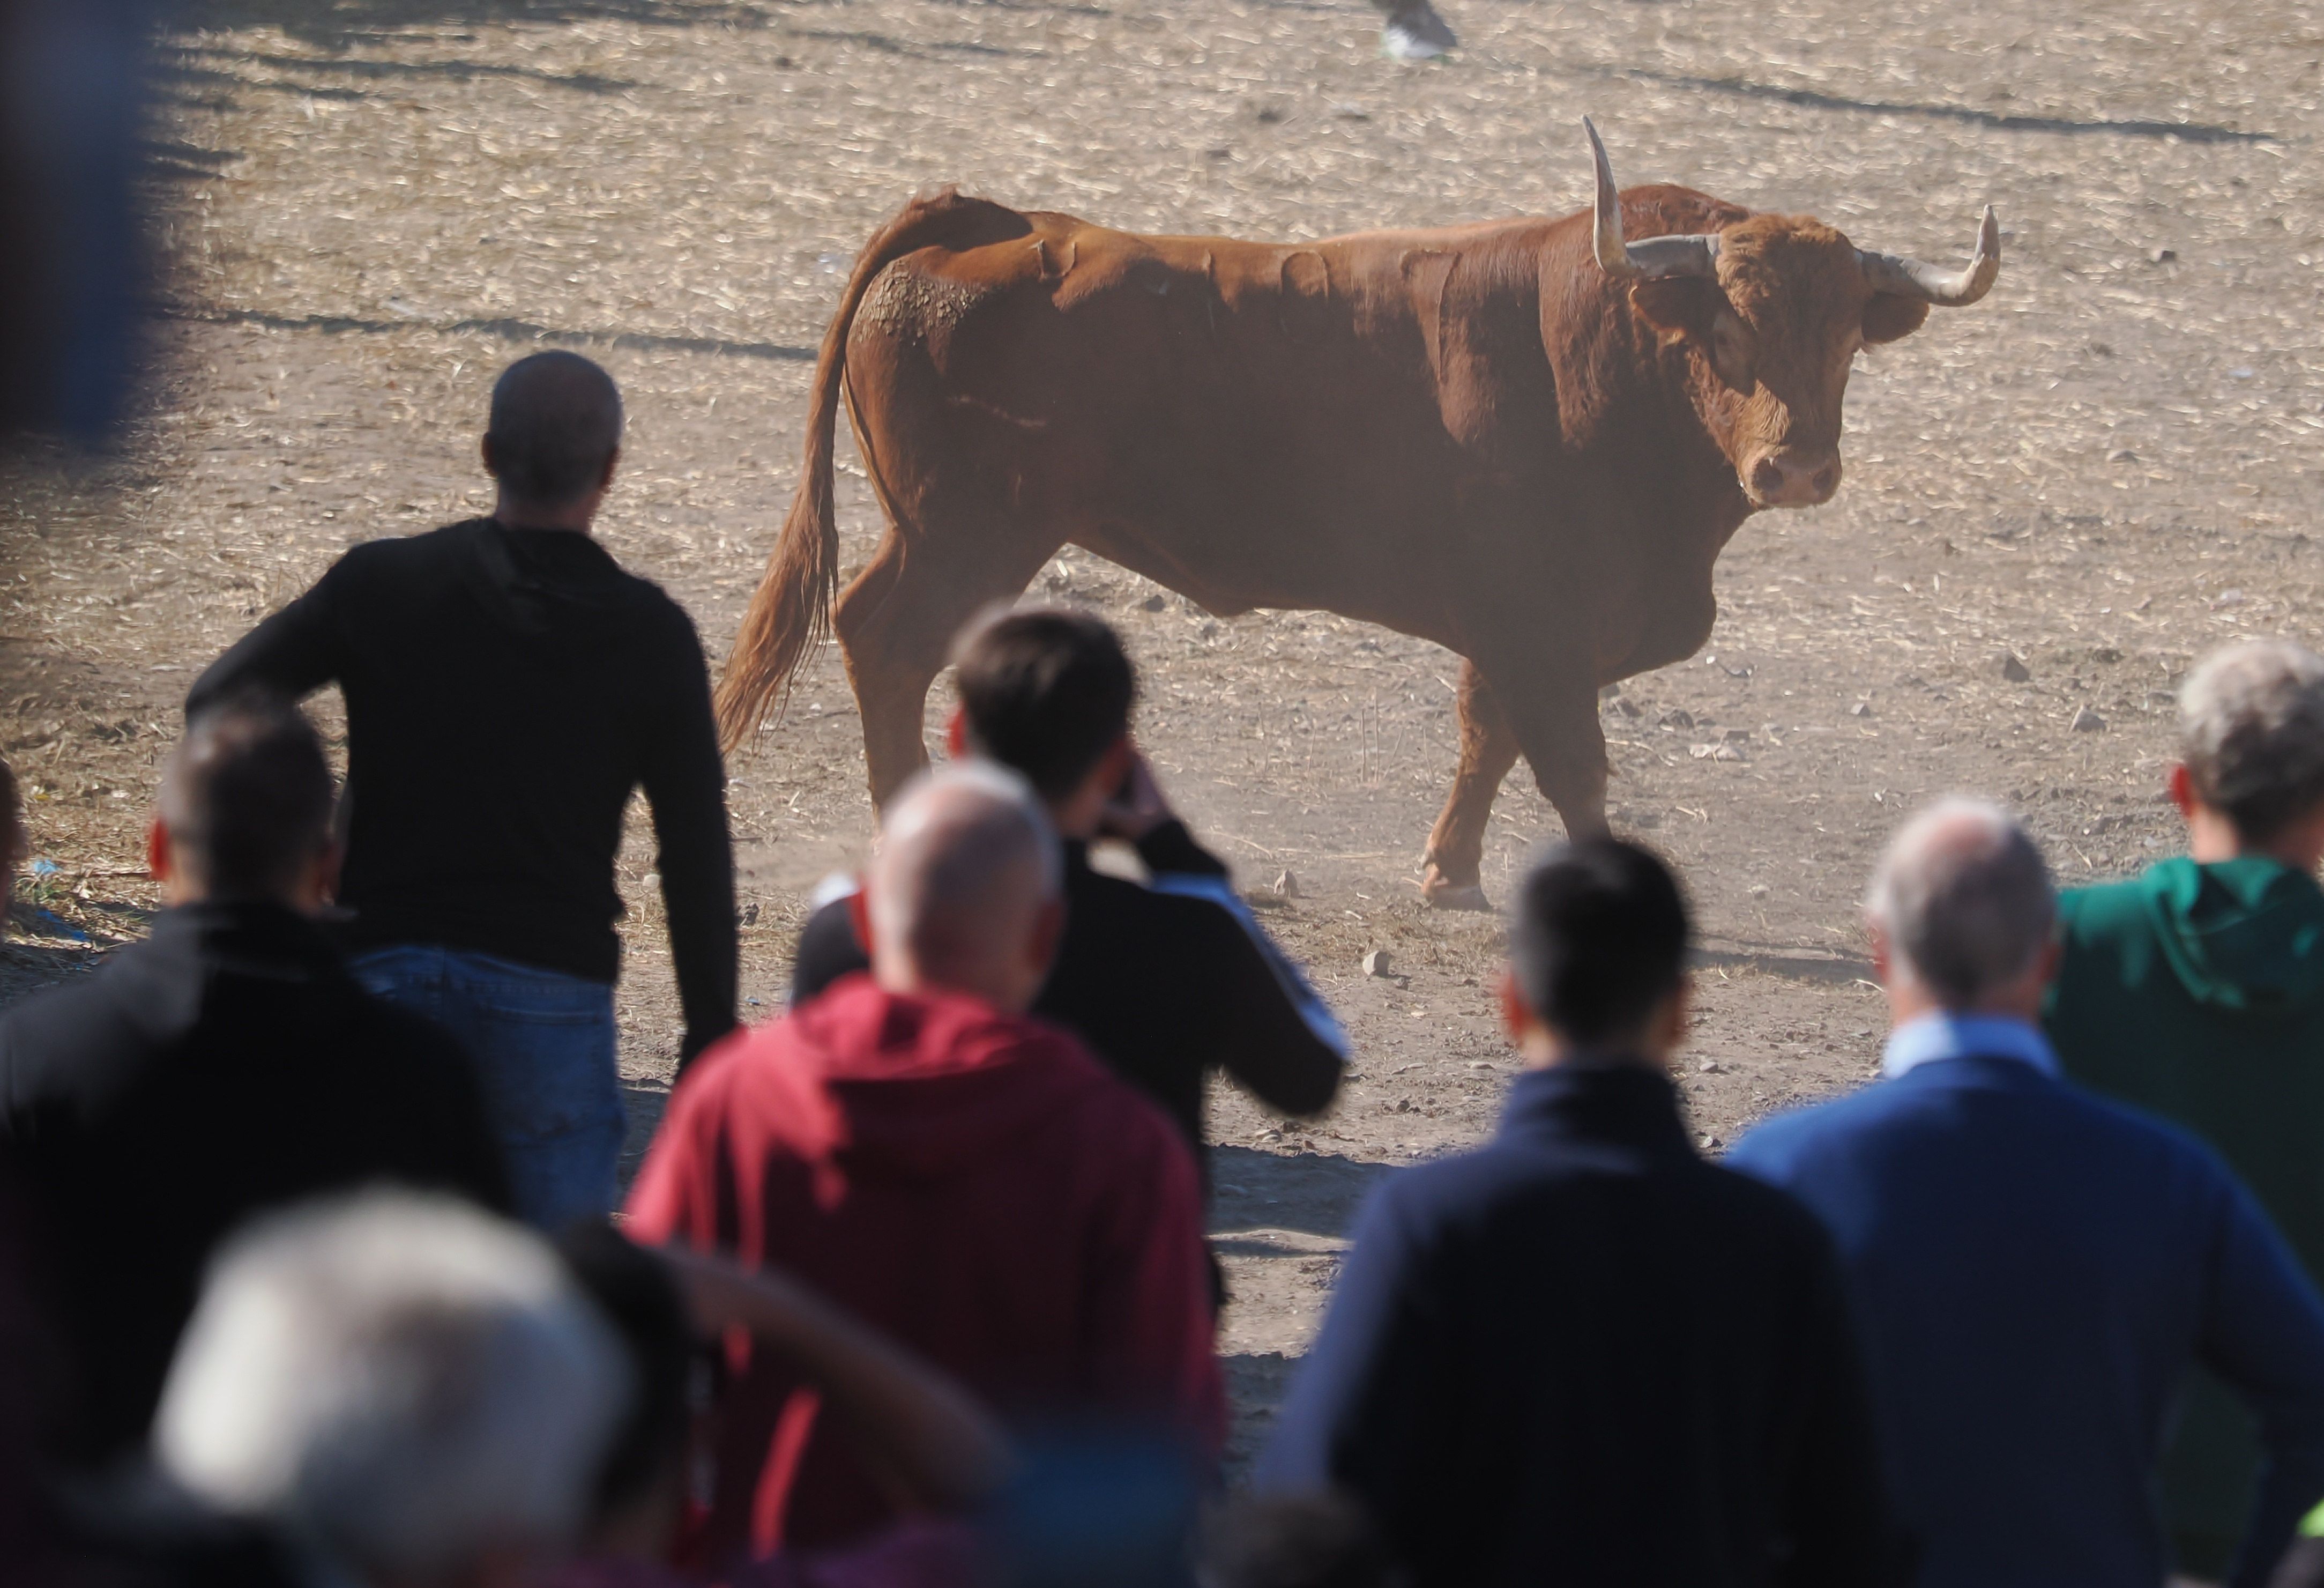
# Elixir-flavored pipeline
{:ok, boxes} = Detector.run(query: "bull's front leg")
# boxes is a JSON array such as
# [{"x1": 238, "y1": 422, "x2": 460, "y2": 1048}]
[
  {"x1": 1421, "y1": 658, "x2": 1521, "y2": 911},
  {"x1": 1513, "y1": 685, "x2": 1612, "y2": 842},
  {"x1": 1479, "y1": 647, "x2": 1612, "y2": 874}
]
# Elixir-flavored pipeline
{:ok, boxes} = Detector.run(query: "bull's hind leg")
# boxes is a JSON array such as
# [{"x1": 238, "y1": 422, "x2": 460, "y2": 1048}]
[
  {"x1": 836, "y1": 525, "x2": 1059, "y2": 809},
  {"x1": 1421, "y1": 659, "x2": 1520, "y2": 911}
]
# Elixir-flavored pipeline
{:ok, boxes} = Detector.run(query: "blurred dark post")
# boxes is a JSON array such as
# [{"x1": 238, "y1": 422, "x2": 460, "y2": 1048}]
[{"x1": 0, "y1": 0, "x2": 153, "y2": 441}]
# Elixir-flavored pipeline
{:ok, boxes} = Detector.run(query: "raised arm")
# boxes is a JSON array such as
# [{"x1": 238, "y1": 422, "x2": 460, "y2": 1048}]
[
  {"x1": 1101, "y1": 750, "x2": 1231, "y2": 883},
  {"x1": 1099, "y1": 750, "x2": 1347, "y2": 1116},
  {"x1": 186, "y1": 566, "x2": 348, "y2": 714}
]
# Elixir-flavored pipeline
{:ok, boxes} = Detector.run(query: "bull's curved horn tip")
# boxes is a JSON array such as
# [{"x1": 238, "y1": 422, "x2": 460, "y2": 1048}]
[
  {"x1": 1584, "y1": 118, "x2": 1632, "y2": 277},
  {"x1": 1584, "y1": 117, "x2": 1617, "y2": 196}
]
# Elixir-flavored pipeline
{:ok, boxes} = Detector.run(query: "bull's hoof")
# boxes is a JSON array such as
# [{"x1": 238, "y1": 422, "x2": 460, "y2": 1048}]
[
  {"x1": 1420, "y1": 866, "x2": 1494, "y2": 912},
  {"x1": 1382, "y1": 0, "x2": 1457, "y2": 59}
]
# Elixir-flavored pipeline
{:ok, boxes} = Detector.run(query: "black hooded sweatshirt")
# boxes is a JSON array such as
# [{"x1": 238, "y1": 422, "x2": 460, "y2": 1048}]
[{"x1": 188, "y1": 517, "x2": 736, "y2": 1058}]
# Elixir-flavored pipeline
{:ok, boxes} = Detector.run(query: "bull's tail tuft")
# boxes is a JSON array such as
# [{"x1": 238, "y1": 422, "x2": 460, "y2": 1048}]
[{"x1": 714, "y1": 189, "x2": 1024, "y2": 751}]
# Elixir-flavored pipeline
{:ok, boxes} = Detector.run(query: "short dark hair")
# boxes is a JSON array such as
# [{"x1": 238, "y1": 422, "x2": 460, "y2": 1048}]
[
  {"x1": 554, "y1": 1221, "x2": 693, "y2": 1524},
  {"x1": 160, "y1": 695, "x2": 333, "y2": 901},
  {"x1": 1509, "y1": 838, "x2": 1689, "y2": 1047},
  {"x1": 952, "y1": 608, "x2": 1136, "y2": 800},
  {"x1": 485, "y1": 351, "x2": 623, "y2": 507},
  {"x1": 1203, "y1": 1493, "x2": 1389, "y2": 1588}
]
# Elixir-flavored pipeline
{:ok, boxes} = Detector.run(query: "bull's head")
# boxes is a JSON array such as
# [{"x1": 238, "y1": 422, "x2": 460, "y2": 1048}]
[{"x1": 1583, "y1": 118, "x2": 1998, "y2": 510}]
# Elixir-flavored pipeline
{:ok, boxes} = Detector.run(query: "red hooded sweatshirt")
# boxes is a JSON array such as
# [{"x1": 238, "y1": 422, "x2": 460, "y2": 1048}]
[{"x1": 626, "y1": 976, "x2": 1224, "y2": 1561}]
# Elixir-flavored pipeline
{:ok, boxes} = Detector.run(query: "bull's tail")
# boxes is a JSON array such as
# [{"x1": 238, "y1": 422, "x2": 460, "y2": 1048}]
[{"x1": 713, "y1": 189, "x2": 1022, "y2": 751}]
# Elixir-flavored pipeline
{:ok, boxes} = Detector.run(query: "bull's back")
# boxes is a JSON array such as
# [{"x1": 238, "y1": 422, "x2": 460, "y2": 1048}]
[{"x1": 840, "y1": 206, "x2": 1562, "y2": 627}]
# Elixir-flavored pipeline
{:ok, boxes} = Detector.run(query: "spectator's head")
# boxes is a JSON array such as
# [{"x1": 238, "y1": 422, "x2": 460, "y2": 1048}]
[
  {"x1": 554, "y1": 1221, "x2": 694, "y2": 1561},
  {"x1": 152, "y1": 695, "x2": 337, "y2": 912},
  {"x1": 863, "y1": 762, "x2": 1064, "y2": 1013},
  {"x1": 482, "y1": 352, "x2": 623, "y2": 527},
  {"x1": 1203, "y1": 1492, "x2": 1390, "y2": 1588},
  {"x1": 153, "y1": 1191, "x2": 627, "y2": 1588},
  {"x1": 1866, "y1": 798, "x2": 2057, "y2": 1022},
  {"x1": 1504, "y1": 838, "x2": 1690, "y2": 1068},
  {"x1": 2173, "y1": 640, "x2": 2324, "y2": 865},
  {"x1": 947, "y1": 607, "x2": 1137, "y2": 838}
]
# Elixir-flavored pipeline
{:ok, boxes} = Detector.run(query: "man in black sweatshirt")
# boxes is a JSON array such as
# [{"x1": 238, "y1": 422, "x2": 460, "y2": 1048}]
[
  {"x1": 1256, "y1": 841, "x2": 1901, "y2": 1587},
  {"x1": 188, "y1": 352, "x2": 735, "y2": 1228},
  {"x1": 0, "y1": 696, "x2": 509, "y2": 1465},
  {"x1": 789, "y1": 608, "x2": 1344, "y2": 1183}
]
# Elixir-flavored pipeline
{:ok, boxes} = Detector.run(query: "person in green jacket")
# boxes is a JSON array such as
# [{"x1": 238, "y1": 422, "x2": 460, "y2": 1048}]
[{"x1": 2048, "y1": 637, "x2": 2324, "y2": 1584}]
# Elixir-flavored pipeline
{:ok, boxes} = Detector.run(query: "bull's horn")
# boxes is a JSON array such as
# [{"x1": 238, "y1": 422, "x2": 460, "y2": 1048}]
[
  {"x1": 1584, "y1": 117, "x2": 1722, "y2": 281},
  {"x1": 1858, "y1": 205, "x2": 2002, "y2": 307}
]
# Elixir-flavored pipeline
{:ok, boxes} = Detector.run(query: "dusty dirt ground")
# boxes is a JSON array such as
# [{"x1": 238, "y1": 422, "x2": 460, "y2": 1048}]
[{"x1": 6, "y1": 0, "x2": 2324, "y2": 1480}]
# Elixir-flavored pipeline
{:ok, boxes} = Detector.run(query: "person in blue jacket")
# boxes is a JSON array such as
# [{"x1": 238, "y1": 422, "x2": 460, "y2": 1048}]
[{"x1": 1730, "y1": 798, "x2": 2324, "y2": 1588}]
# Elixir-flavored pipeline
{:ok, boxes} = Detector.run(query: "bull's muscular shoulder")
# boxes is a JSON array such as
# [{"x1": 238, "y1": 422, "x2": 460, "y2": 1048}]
[{"x1": 1370, "y1": 225, "x2": 1574, "y2": 464}]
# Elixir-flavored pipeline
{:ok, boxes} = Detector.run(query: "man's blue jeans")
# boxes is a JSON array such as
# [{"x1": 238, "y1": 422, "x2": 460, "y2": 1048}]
[{"x1": 352, "y1": 945, "x2": 622, "y2": 1229}]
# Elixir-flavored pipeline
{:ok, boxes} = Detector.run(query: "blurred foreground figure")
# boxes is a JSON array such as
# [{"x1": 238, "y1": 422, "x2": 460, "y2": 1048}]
[
  {"x1": 0, "y1": 696, "x2": 506, "y2": 1466},
  {"x1": 1732, "y1": 800, "x2": 2324, "y2": 1588},
  {"x1": 190, "y1": 352, "x2": 736, "y2": 1228},
  {"x1": 0, "y1": 0, "x2": 148, "y2": 439},
  {"x1": 1203, "y1": 1492, "x2": 1389, "y2": 1588},
  {"x1": 630, "y1": 765, "x2": 1221, "y2": 1560},
  {"x1": 552, "y1": 1224, "x2": 1003, "y2": 1587},
  {"x1": 154, "y1": 1191, "x2": 625, "y2": 1588},
  {"x1": 2048, "y1": 641, "x2": 2324, "y2": 1579},
  {"x1": 1259, "y1": 839, "x2": 1900, "y2": 1586}
]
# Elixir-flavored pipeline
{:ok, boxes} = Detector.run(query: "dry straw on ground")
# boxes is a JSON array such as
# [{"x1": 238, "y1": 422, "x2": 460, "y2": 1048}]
[{"x1": 6, "y1": 0, "x2": 2324, "y2": 1468}]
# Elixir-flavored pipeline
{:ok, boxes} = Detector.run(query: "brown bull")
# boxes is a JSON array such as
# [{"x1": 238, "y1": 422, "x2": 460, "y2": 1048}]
[{"x1": 717, "y1": 121, "x2": 1999, "y2": 907}]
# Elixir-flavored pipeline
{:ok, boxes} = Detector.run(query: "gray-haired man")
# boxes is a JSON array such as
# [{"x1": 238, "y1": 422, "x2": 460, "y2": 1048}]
[
  {"x1": 1730, "y1": 799, "x2": 2324, "y2": 1588},
  {"x1": 2048, "y1": 639, "x2": 2324, "y2": 1579},
  {"x1": 154, "y1": 1190, "x2": 627, "y2": 1588}
]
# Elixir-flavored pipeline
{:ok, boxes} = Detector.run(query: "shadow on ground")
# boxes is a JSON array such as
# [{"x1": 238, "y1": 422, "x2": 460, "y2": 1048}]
[
  {"x1": 180, "y1": 0, "x2": 780, "y2": 49},
  {"x1": 0, "y1": 936, "x2": 106, "y2": 1007},
  {"x1": 160, "y1": 305, "x2": 815, "y2": 363},
  {"x1": 1210, "y1": 1143, "x2": 1387, "y2": 1240},
  {"x1": 1607, "y1": 65, "x2": 2276, "y2": 144},
  {"x1": 617, "y1": 1075, "x2": 671, "y2": 1188},
  {"x1": 1221, "y1": 1350, "x2": 1301, "y2": 1485},
  {"x1": 1692, "y1": 943, "x2": 1874, "y2": 986}
]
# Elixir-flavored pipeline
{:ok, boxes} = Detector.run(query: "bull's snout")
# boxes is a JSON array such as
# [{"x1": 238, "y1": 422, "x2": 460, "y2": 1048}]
[{"x1": 1745, "y1": 448, "x2": 1842, "y2": 509}]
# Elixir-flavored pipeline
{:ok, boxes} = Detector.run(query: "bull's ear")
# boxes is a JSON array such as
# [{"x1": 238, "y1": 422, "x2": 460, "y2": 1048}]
[
  {"x1": 1862, "y1": 292, "x2": 1931, "y2": 346},
  {"x1": 1629, "y1": 279, "x2": 1755, "y2": 392}
]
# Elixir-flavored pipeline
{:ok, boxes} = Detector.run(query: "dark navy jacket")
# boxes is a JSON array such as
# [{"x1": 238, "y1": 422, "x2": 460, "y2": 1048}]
[
  {"x1": 1257, "y1": 1062, "x2": 1901, "y2": 1588},
  {"x1": 1729, "y1": 1054, "x2": 2324, "y2": 1588}
]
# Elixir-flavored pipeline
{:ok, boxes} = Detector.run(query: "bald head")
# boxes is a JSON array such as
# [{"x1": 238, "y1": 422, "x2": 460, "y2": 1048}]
[
  {"x1": 1867, "y1": 798, "x2": 2055, "y2": 1011},
  {"x1": 866, "y1": 764, "x2": 1064, "y2": 1011},
  {"x1": 485, "y1": 352, "x2": 623, "y2": 514}
]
